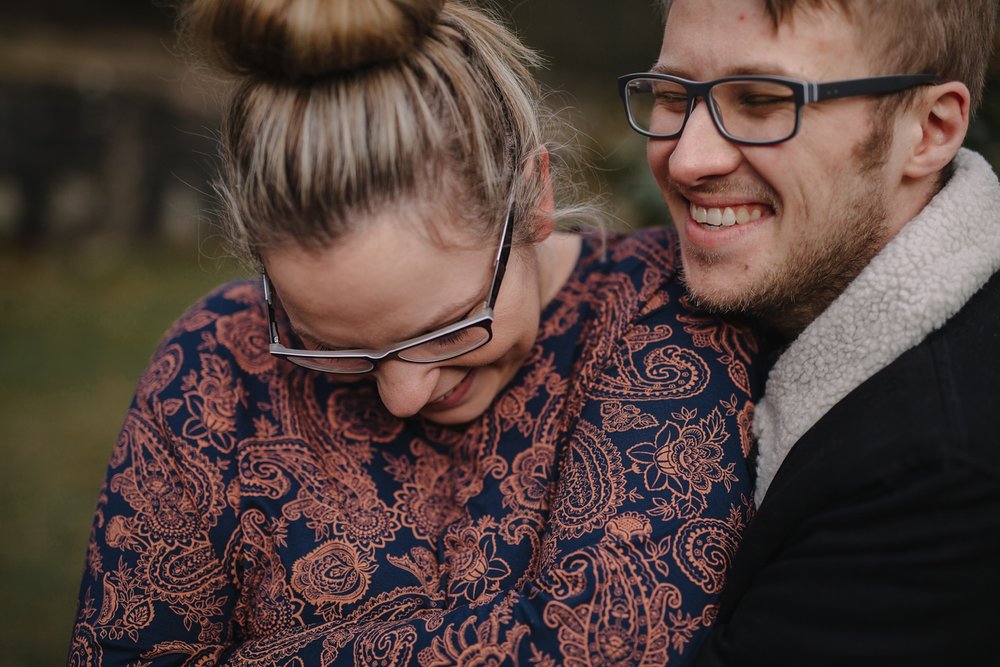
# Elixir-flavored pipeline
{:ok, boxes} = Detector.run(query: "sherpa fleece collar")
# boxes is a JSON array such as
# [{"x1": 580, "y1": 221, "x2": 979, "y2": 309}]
[{"x1": 753, "y1": 149, "x2": 1000, "y2": 504}]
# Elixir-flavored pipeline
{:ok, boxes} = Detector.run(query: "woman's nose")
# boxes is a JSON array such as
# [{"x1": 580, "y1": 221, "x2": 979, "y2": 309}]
[{"x1": 372, "y1": 359, "x2": 440, "y2": 418}]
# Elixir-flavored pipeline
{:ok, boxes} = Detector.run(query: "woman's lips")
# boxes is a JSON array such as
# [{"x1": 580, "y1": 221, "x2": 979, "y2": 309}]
[{"x1": 423, "y1": 370, "x2": 475, "y2": 412}]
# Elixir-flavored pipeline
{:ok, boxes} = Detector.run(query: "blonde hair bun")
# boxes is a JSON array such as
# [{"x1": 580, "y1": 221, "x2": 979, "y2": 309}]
[{"x1": 185, "y1": 0, "x2": 446, "y2": 80}]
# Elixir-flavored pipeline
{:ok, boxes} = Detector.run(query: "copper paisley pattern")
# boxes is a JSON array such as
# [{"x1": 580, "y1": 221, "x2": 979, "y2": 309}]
[{"x1": 72, "y1": 228, "x2": 762, "y2": 665}]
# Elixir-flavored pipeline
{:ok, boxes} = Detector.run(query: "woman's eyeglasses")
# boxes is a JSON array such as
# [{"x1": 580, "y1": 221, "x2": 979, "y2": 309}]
[{"x1": 262, "y1": 203, "x2": 515, "y2": 374}]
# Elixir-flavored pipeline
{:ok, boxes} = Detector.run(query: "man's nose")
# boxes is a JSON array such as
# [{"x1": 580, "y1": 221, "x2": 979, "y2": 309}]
[
  {"x1": 373, "y1": 359, "x2": 440, "y2": 418},
  {"x1": 666, "y1": 100, "x2": 743, "y2": 186}
]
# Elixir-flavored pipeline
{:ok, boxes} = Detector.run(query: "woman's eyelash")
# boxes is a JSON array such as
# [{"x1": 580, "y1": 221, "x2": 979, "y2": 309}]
[
  {"x1": 304, "y1": 338, "x2": 333, "y2": 352},
  {"x1": 434, "y1": 331, "x2": 468, "y2": 345}
]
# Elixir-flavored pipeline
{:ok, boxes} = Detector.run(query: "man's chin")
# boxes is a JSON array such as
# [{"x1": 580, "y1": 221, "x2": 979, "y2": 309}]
[{"x1": 679, "y1": 268, "x2": 753, "y2": 317}]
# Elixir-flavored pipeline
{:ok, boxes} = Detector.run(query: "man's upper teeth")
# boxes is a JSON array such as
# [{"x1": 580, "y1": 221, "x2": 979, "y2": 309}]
[{"x1": 690, "y1": 204, "x2": 763, "y2": 226}]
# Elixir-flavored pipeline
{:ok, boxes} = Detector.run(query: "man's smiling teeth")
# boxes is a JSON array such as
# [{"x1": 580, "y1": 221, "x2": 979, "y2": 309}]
[{"x1": 690, "y1": 203, "x2": 764, "y2": 228}]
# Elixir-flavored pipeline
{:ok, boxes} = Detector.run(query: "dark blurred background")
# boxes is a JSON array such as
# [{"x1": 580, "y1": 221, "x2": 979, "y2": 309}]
[{"x1": 0, "y1": 2, "x2": 997, "y2": 664}]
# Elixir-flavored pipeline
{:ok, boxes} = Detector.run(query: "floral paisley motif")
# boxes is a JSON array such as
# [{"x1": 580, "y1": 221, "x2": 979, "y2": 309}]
[
  {"x1": 389, "y1": 440, "x2": 461, "y2": 541},
  {"x1": 216, "y1": 309, "x2": 276, "y2": 376},
  {"x1": 600, "y1": 401, "x2": 659, "y2": 433},
  {"x1": 291, "y1": 540, "x2": 376, "y2": 608},
  {"x1": 237, "y1": 438, "x2": 303, "y2": 499},
  {"x1": 589, "y1": 339, "x2": 712, "y2": 402},
  {"x1": 142, "y1": 542, "x2": 226, "y2": 600},
  {"x1": 444, "y1": 522, "x2": 513, "y2": 604},
  {"x1": 67, "y1": 622, "x2": 102, "y2": 667},
  {"x1": 396, "y1": 482, "x2": 457, "y2": 541},
  {"x1": 499, "y1": 444, "x2": 555, "y2": 513},
  {"x1": 605, "y1": 512, "x2": 652, "y2": 543},
  {"x1": 111, "y1": 412, "x2": 227, "y2": 541},
  {"x1": 542, "y1": 543, "x2": 672, "y2": 667},
  {"x1": 677, "y1": 304, "x2": 759, "y2": 398},
  {"x1": 339, "y1": 494, "x2": 403, "y2": 547},
  {"x1": 136, "y1": 343, "x2": 183, "y2": 405},
  {"x1": 180, "y1": 353, "x2": 242, "y2": 453},
  {"x1": 644, "y1": 345, "x2": 710, "y2": 393},
  {"x1": 549, "y1": 420, "x2": 627, "y2": 540},
  {"x1": 673, "y1": 517, "x2": 744, "y2": 595},
  {"x1": 628, "y1": 406, "x2": 734, "y2": 496},
  {"x1": 348, "y1": 623, "x2": 417, "y2": 666},
  {"x1": 123, "y1": 471, "x2": 203, "y2": 541},
  {"x1": 328, "y1": 385, "x2": 404, "y2": 444},
  {"x1": 418, "y1": 601, "x2": 530, "y2": 667}
]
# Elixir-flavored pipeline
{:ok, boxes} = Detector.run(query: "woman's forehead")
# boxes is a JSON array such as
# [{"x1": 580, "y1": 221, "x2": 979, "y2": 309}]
[{"x1": 263, "y1": 222, "x2": 495, "y2": 346}]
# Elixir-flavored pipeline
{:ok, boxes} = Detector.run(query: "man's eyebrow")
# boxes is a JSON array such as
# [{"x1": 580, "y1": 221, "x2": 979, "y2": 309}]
[
  {"x1": 648, "y1": 62, "x2": 796, "y2": 79},
  {"x1": 649, "y1": 62, "x2": 681, "y2": 76}
]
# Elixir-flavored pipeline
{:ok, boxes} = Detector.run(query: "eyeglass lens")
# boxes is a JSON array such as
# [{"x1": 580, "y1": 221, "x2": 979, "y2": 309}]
[
  {"x1": 626, "y1": 78, "x2": 798, "y2": 143},
  {"x1": 396, "y1": 324, "x2": 491, "y2": 362},
  {"x1": 281, "y1": 321, "x2": 492, "y2": 374},
  {"x1": 289, "y1": 355, "x2": 375, "y2": 374}
]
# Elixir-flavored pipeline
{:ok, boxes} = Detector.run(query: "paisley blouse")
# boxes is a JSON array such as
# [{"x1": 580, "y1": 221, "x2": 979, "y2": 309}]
[{"x1": 70, "y1": 227, "x2": 762, "y2": 666}]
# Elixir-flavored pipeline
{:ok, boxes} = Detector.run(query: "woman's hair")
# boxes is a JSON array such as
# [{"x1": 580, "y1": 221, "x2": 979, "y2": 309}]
[{"x1": 182, "y1": 0, "x2": 590, "y2": 262}]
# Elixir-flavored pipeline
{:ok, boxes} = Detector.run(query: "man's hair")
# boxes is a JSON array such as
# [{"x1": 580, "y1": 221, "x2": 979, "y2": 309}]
[{"x1": 662, "y1": 0, "x2": 998, "y2": 113}]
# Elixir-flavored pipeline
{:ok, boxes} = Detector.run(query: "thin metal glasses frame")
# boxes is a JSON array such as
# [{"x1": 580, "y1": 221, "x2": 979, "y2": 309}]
[
  {"x1": 618, "y1": 73, "x2": 942, "y2": 145},
  {"x1": 262, "y1": 202, "x2": 515, "y2": 373}
]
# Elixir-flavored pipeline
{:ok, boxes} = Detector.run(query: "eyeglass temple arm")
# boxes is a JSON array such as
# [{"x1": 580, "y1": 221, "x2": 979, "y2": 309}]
[
  {"x1": 809, "y1": 74, "x2": 942, "y2": 104},
  {"x1": 487, "y1": 205, "x2": 515, "y2": 306},
  {"x1": 261, "y1": 271, "x2": 282, "y2": 344}
]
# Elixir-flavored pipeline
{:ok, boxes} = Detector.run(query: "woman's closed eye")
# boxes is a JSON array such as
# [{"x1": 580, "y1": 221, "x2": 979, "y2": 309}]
[{"x1": 432, "y1": 329, "x2": 476, "y2": 346}]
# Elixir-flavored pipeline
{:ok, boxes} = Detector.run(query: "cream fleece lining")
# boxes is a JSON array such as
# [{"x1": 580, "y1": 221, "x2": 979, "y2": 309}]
[{"x1": 753, "y1": 149, "x2": 1000, "y2": 504}]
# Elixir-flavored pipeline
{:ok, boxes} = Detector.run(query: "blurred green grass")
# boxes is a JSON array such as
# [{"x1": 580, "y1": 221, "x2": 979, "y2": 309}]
[{"x1": 0, "y1": 244, "x2": 243, "y2": 666}]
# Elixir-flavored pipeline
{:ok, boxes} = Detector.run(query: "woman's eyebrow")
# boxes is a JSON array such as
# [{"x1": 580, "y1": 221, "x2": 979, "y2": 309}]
[
  {"x1": 417, "y1": 294, "x2": 484, "y2": 333},
  {"x1": 289, "y1": 294, "x2": 482, "y2": 351}
]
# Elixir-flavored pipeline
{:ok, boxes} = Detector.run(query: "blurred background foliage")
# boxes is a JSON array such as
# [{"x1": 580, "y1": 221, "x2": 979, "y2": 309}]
[{"x1": 0, "y1": 1, "x2": 997, "y2": 664}]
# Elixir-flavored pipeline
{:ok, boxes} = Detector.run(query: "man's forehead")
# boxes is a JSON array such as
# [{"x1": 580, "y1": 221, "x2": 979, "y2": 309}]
[
  {"x1": 663, "y1": 0, "x2": 857, "y2": 33},
  {"x1": 659, "y1": 0, "x2": 862, "y2": 80},
  {"x1": 662, "y1": 0, "x2": 858, "y2": 25}
]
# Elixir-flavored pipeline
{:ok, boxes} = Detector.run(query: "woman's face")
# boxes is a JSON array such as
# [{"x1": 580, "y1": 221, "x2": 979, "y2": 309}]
[{"x1": 262, "y1": 214, "x2": 546, "y2": 425}]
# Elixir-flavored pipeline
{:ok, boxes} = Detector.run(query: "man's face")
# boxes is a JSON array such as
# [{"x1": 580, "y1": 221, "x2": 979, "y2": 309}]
[{"x1": 647, "y1": 0, "x2": 907, "y2": 336}]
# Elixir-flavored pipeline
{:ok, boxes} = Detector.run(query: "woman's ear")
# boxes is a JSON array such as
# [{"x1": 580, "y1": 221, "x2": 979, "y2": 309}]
[
  {"x1": 530, "y1": 146, "x2": 556, "y2": 242},
  {"x1": 902, "y1": 81, "x2": 970, "y2": 179}
]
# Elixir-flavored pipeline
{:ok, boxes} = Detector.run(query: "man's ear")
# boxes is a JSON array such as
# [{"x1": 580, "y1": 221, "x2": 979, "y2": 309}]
[
  {"x1": 902, "y1": 81, "x2": 971, "y2": 179},
  {"x1": 529, "y1": 146, "x2": 556, "y2": 242}
]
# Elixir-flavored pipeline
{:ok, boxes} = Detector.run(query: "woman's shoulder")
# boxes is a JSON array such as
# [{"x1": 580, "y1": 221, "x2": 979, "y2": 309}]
[
  {"x1": 143, "y1": 278, "x2": 278, "y2": 387},
  {"x1": 569, "y1": 225, "x2": 684, "y2": 313},
  {"x1": 578, "y1": 225, "x2": 681, "y2": 283},
  {"x1": 160, "y1": 279, "x2": 263, "y2": 343}
]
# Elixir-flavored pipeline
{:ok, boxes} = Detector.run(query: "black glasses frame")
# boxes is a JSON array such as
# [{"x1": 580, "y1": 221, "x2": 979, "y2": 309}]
[
  {"x1": 262, "y1": 202, "x2": 516, "y2": 374},
  {"x1": 618, "y1": 73, "x2": 942, "y2": 145}
]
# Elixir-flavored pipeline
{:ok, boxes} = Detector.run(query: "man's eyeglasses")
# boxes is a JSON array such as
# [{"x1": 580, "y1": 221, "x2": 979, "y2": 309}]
[
  {"x1": 262, "y1": 203, "x2": 515, "y2": 374},
  {"x1": 618, "y1": 73, "x2": 942, "y2": 145}
]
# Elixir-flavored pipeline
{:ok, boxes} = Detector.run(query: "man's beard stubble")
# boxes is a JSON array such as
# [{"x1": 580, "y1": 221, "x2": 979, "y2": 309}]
[{"x1": 683, "y1": 119, "x2": 893, "y2": 340}]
